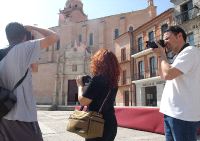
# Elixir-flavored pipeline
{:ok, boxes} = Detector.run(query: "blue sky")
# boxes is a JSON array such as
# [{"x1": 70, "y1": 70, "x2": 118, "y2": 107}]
[{"x1": 0, "y1": 0, "x2": 173, "y2": 47}]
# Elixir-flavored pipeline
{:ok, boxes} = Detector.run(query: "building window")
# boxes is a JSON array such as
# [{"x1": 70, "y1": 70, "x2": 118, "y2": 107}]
[
  {"x1": 138, "y1": 37, "x2": 143, "y2": 51},
  {"x1": 187, "y1": 32, "x2": 194, "y2": 46},
  {"x1": 72, "y1": 64, "x2": 77, "y2": 72},
  {"x1": 122, "y1": 70, "x2": 127, "y2": 85},
  {"x1": 161, "y1": 24, "x2": 168, "y2": 38},
  {"x1": 89, "y1": 33, "x2": 93, "y2": 46},
  {"x1": 120, "y1": 16, "x2": 125, "y2": 20},
  {"x1": 145, "y1": 86, "x2": 157, "y2": 106},
  {"x1": 180, "y1": 0, "x2": 193, "y2": 21},
  {"x1": 148, "y1": 31, "x2": 154, "y2": 42},
  {"x1": 138, "y1": 61, "x2": 144, "y2": 79},
  {"x1": 56, "y1": 40, "x2": 60, "y2": 50},
  {"x1": 114, "y1": 28, "x2": 119, "y2": 39},
  {"x1": 46, "y1": 47, "x2": 49, "y2": 52},
  {"x1": 71, "y1": 41, "x2": 74, "y2": 48},
  {"x1": 121, "y1": 48, "x2": 126, "y2": 62},
  {"x1": 149, "y1": 56, "x2": 156, "y2": 77},
  {"x1": 124, "y1": 91, "x2": 129, "y2": 106},
  {"x1": 79, "y1": 34, "x2": 82, "y2": 43}
]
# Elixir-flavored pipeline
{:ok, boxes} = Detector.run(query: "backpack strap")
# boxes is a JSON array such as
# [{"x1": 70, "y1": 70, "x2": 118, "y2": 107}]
[
  {"x1": 0, "y1": 45, "x2": 29, "y2": 91},
  {"x1": 11, "y1": 69, "x2": 29, "y2": 92}
]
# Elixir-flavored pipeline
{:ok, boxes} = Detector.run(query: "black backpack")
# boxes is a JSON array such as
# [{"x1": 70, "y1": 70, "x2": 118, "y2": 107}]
[
  {"x1": 0, "y1": 47, "x2": 12, "y2": 61},
  {"x1": 0, "y1": 47, "x2": 28, "y2": 118}
]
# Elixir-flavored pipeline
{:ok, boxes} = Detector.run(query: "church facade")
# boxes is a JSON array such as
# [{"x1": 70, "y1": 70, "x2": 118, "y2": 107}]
[{"x1": 33, "y1": 0, "x2": 157, "y2": 106}]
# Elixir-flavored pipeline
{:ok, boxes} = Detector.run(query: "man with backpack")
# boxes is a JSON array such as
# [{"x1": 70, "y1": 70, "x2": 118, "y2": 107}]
[{"x1": 0, "y1": 22, "x2": 59, "y2": 141}]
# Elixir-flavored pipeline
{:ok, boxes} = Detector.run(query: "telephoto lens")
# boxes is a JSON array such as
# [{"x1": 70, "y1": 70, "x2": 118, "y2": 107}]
[{"x1": 146, "y1": 40, "x2": 165, "y2": 49}]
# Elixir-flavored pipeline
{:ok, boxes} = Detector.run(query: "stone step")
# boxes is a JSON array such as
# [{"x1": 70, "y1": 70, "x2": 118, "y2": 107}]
[{"x1": 37, "y1": 105, "x2": 75, "y2": 111}]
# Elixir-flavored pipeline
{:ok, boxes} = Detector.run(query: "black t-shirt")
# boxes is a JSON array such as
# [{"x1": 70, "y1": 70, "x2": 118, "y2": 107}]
[{"x1": 82, "y1": 75, "x2": 118, "y2": 119}]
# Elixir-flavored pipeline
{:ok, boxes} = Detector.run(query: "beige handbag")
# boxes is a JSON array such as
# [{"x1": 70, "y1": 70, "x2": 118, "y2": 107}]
[{"x1": 66, "y1": 90, "x2": 111, "y2": 139}]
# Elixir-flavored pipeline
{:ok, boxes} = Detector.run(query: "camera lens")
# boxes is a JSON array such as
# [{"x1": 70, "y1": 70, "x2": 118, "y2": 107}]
[
  {"x1": 146, "y1": 41, "x2": 158, "y2": 48},
  {"x1": 146, "y1": 40, "x2": 165, "y2": 49},
  {"x1": 81, "y1": 75, "x2": 91, "y2": 86}
]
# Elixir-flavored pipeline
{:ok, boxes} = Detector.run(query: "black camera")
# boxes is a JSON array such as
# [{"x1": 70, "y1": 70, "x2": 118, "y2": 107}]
[
  {"x1": 146, "y1": 39, "x2": 165, "y2": 49},
  {"x1": 26, "y1": 30, "x2": 34, "y2": 41},
  {"x1": 81, "y1": 75, "x2": 91, "y2": 86}
]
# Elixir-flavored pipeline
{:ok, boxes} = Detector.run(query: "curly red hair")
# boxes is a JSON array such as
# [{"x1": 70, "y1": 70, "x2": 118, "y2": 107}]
[{"x1": 90, "y1": 48, "x2": 120, "y2": 88}]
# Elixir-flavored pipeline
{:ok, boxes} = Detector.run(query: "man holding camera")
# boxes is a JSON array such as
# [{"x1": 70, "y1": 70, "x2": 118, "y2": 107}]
[
  {"x1": 0, "y1": 22, "x2": 59, "y2": 141},
  {"x1": 152, "y1": 25, "x2": 200, "y2": 141}
]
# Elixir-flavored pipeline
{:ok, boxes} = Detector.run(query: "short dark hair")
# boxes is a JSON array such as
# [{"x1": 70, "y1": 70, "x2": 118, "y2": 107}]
[
  {"x1": 165, "y1": 25, "x2": 187, "y2": 42},
  {"x1": 5, "y1": 22, "x2": 27, "y2": 46}
]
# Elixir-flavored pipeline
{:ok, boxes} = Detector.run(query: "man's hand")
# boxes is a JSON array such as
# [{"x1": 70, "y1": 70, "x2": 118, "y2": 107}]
[
  {"x1": 152, "y1": 42, "x2": 166, "y2": 58},
  {"x1": 24, "y1": 25, "x2": 35, "y2": 32}
]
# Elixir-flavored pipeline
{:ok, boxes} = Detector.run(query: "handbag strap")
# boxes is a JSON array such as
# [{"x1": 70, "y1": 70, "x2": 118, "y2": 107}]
[
  {"x1": 11, "y1": 69, "x2": 29, "y2": 92},
  {"x1": 80, "y1": 89, "x2": 112, "y2": 114},
  {"x1": 97, "y1": 89, "x2": 111, "y2": 113}
]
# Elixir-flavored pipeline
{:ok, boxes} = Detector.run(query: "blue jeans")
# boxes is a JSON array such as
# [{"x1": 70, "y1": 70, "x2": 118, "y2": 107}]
[{"x1": 164, "y1": 115, "x2": 198, "y2": 141}]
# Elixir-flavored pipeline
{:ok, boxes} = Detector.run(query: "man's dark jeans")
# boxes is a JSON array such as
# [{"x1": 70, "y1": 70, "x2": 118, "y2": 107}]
[{"x1": 164, "y1": 114, "x2": 198, "y2": 141}]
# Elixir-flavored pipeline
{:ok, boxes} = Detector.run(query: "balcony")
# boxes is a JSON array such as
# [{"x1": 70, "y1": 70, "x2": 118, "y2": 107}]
[
  {"x1": 119, "y1": 59, "x2": 130, "y2": 64},
  {"x1": 119, "y1": 77, "x2": 132, "y2": 87},
  {"x1": 133, "y1": 68, "x2": 159, "y2": 81},
  {"x1": 131, "y1": 48, "x2": 152, "y2": 58},
  {"x1": 175, "y1": 6, "x2": 200, "y2": 24}
]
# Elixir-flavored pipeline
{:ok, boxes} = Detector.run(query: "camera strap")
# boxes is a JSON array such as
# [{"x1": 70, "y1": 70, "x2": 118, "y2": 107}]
[
  {"x1": 178, "y1": 43, "x2": 190, "y2": 54},
  {"x1": 165, "y1": 43, "x2": 190, "y2": 61},
  {"x1": 164, "y1": 48, "x2": 174, "y2": 60}
]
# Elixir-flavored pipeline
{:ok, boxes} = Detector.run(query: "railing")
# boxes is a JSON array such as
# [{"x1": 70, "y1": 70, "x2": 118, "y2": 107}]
[
  {"x1": 133, "y1": 68, "x2": 159, "y2": 81},
  {"x1": 119, "y1": 77, "x2": 132, "y2": 86},
  {"x1": 131, "y1": 47, "x2": 148, "y2": 55},
  {"x1": 175, "y1": 6, "x2": 199, "y2": 24}
]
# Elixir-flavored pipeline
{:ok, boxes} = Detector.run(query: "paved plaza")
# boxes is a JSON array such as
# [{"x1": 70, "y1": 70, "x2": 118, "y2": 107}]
[{"x1": 38, "y1": 110, "x2": 165, "y2": 141}]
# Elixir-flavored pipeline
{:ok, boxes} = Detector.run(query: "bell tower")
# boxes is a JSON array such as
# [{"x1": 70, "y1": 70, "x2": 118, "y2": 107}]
[
  {"x1": 148, "y1": 0, "x2": 154, "y2": 6},
  {"x1": 59, "y1": 0, "x2": 88, "y2": 25},
  {"x1": 147, "y1": 0, "x2": 157, "y2": 18}
]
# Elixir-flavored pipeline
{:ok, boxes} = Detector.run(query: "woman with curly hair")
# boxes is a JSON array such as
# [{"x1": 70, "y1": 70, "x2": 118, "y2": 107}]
[{"x1": 76, "y1": 48, "x2": 120, "y2": 141}]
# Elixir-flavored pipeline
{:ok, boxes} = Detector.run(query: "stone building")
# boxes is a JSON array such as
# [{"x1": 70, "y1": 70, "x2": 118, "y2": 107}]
[
  {"x1": 114, "y1": 0, "x2": 200, "y2": 107},
  {"x1": 33, "y1": 0, "x2": 157, "y2": 106},
  {"x1": 114, "y1": 8, "x2": 174, "y2": 107},
  {"x1": 131, "y1": 8, "x2": 174, "y2": 107},
  {"x1": 114, "y1": 28, "x2": 134, "y2": 106},
  {"x1": 171, "y1": 0, "x2": 200, "y2": 47}
]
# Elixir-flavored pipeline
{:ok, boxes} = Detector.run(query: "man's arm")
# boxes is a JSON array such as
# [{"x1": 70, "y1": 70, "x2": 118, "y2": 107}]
[
  {"x1": 31, "y1": 63, "x2": 38, "y2": 72},
  {"x1": 158, "y1": 55, "x2": 182, "y2": 80},
  {"x1": 153, "y1": 47, "x2": 182, "y2": 80},
  {"x1": 25, "y1": 25, "x2": 59, "y2": 49}
]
